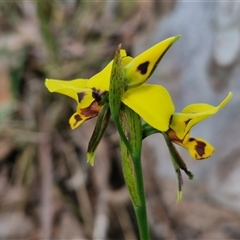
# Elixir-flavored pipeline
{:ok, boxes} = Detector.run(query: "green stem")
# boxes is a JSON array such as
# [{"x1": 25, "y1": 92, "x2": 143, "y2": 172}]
[
  {"x1": 108, "y1": 44, "x2": 149, "y2": 238},
  {"x1": 113, "y1": 115, "x2": 134, "y2": 158},
  {"x1": 131, "y1": 116, "x2": 150, "y2": 240},
  {"x1": 133, "y1": 152, "x2": 150, "y2": 240},
  {"x1": 142, "y1": 123, "x2": 160, "y2": 139},
  {"x1": 122, "y1": 108, "x2": 150, "y2": 240}
]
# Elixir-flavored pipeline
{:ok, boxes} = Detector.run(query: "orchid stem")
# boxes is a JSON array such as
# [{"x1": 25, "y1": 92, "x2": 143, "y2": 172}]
[
  {"x1": 131, "y1": 116, "x2": 150, "y2": 240},
  {"x1": 121, "y1": 108, "x2": 150, "y2": 240},
  {"x1": 113, "y1": 115, "x2": 134, "y2": 159},
  {"x1": 133, "y1": 152, "x2": 150, "y2": 240}
]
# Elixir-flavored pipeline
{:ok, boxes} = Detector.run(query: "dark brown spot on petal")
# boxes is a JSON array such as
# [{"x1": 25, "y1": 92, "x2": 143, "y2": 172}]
[
  {"x1": 92, "y1": 88, "x2": 106, "y2": 103},
  {"x1": 190, "y1": 138, "x2": 206, "y2": 157},
  {"x1": 73, "y1": 114, "x2": 82, "y2": 127},
  {"x1": 77, "y1": 92, "x2": 85, "y2": 102},
  {"x1": 81, "y1": 101, "x2": 101, "y2": 119},
  {"x1": 166, "y1": 128, "x2": 181, "y2": 144},
  {"x1": 74, "y1": 114, "x2": 82, "y2": 121},
  {"x1": 137, "y1": 61, "x2": 150, "y2": 75}
]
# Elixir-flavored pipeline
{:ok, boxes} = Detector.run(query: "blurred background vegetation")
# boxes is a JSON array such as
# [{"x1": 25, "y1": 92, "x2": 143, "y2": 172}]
[{"x1": 1, "y1": 1, "x2": 240, "y2": 239}]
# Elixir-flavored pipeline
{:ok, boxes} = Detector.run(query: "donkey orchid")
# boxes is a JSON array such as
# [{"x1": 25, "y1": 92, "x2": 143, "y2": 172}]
[
  {"x1": 45, "y1": 36, "x2": 179, "y2": 130},
  {"x1": 167, "y1": 92, "x2": 232, "y2": 160}
]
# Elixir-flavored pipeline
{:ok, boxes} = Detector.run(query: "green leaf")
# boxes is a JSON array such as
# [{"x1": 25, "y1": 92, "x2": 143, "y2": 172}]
[
  {"x1": 109, "y1": 44, "x2": 133, "y2": 158},
  {"x1": 120, "y1": 105, "x2": 142, "y2": 207},
  {"x1": 142, "y1": 123, "x2": 194, "y2": 179},
  {"x1": 142, "y1": 122, "x2": 160, "y2": 139},
  {"x1": 109, "y1": 44, "x2": 126, "y2": 115},
  {"x1": 162, "y1": 133, "x2": 194, "y2": 202},
  {"x1": 163, "y1": 133, "x2": 194, "y2": 180},
  {"x1": 120, "y1": 136, "x2": 141, "y2": 206},
  {"x1": 87, "y1": 103, "x2": 111, "y2": 166},
  {"x1": 142, "y1": 123, "x2": 194, "y2": 202}
]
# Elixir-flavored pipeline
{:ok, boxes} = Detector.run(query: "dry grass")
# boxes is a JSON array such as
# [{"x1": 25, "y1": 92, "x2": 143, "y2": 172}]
[{"x1": 0, "y1": 1, "x2": 158, "y2": 239}]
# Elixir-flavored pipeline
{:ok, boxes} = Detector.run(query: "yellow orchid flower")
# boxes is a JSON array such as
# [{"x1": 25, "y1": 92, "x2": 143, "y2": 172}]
[
  {"x1": 45, "y1": 36, "x2": 179, "y2": 130},
  {"x1": 166, "y1": 92, "x2": 232, "y2": 160}
]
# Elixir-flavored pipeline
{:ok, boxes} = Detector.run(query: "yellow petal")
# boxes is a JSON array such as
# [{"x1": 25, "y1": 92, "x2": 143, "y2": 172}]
[
  {"x1": 69, "y1": 112, "x2": 86, "y2": 129},
  {"x1": 120, "y1": 49, "x2": 127, "y2": 58},
  {"x1": 170, "y1": 92, "x2": 232, "y2": 139},
  {"x1": 76, "y1": 89, "x2": 96, "y2": 108},
  {"x1": 184, "y1": 137, "x2": 214, "y2": 160},
  {"x1": 70, "y1": 100, "x2": 101, "y2": 129},
  {"x1": 87, "y1": 61, "x2": 113, "y2": 92},
  {"x1": 168, "y1": 130, "x2": 214, "y2": 160},
  {"x1": 122, "y1": 56, "x2": 133, "y2": 67},
  {"x1": 124, "y1": 36, "x2": 180, "y2": 87},
  {"x1": 45, "y1": 78, "x2": 88, "y2": 101},
  {"x1": 122, "y1": 84, "x2": 175, "y2": 132},
  {"x1": 87, "y1": 49, "x2": 129, "y2": 92},
  {"x1": 182, "y1": 92, "x2": 232, "y2": 114}
]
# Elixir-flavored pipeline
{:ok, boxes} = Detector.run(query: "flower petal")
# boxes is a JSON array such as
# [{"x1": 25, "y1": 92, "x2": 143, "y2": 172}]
[
  {"x1": 170, "y1": 92, "x2": 232, "y2": 139},
  {"x1": 182, "y1": 92, "x2": 232, "y2": 114},
  {"x1": 87, "y1": 49, "x2": 130, "y2": 91},
  {"x1": 122, "y1": 84, "x2": 175, "y2": 131},
  {"x1": 184, "y1": 137, "x2": 214, "y2": 160},
  {"x1": 70, "y1": 100, "x2": 101, "y2": 129},
  {"x1": 45, "y1": 78, "x2": 88, "y2": 101},
  {"x1": 69, "y1": 112, "x2": 86, "y2": 129},
  {"x1": 75, "y1": 89, "x2": 94, "y2": 107},
  {"x1": 87, "y1": 61, "x2": 112, "y2": 92},
  {"x1": 124, "y1": 36, "x2": 180, "y2": 87},
  {"x1": 167, "y1": 130, "x2": 214, "y2": 160}
]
